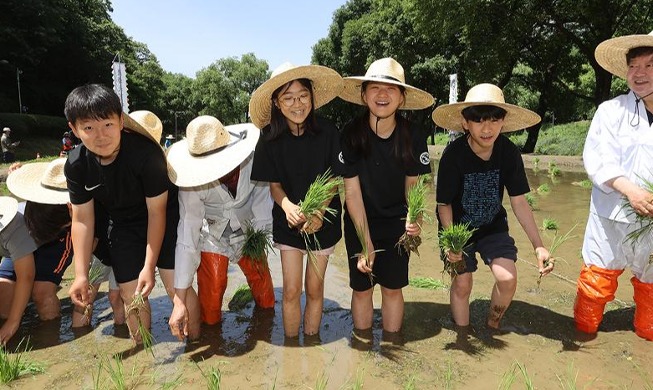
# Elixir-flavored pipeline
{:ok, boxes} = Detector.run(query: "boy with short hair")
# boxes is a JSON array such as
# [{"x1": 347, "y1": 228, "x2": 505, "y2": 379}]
[
  {"x1": 433, "y1": 83, "x2": 552, "y2": 331},
  {"x1": 63, "y1": 84, "x2": 178, "y2": 343}
]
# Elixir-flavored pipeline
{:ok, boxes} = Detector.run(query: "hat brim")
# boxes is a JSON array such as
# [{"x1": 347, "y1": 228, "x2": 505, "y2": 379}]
[
  {"x1": 122, "y1": 112, "x2": 159, "y2": 144},
  {"x1": 0, "y1": 196, "x2": 19, "y2": 232},
  {"x1": 432, "y1": 102, "x2": 541, "y2": 132},
  {"x1": 595, "y1": 34, "x2": 653, "y2": 79},
  {"x1": 339, "y1": 76, "x2": 435, "y2": 110},
  {"x1": 249, "y1": 65, "x2": 343, "y2": 129},
  {"x1": 7, "y1": 162, "x2": 70, "y2": 204},
  {"x1": 167, "y1": 123, "x2": 260, "y2": 187}
]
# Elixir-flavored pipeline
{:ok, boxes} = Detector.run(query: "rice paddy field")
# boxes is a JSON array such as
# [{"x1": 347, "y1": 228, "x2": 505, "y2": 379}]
[{"x1": 2, "y1": 152, "x2": 652, "y2": 389}]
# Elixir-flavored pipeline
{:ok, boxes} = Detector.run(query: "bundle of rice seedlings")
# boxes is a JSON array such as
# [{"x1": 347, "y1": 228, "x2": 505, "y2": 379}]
[
  {"x1": 228, "y1": 284, "x2": 254, "y2": 311},
  {"x1": 0, "y1": 338, "x2": 43, "y2": 384},
  {"x1": 623, "y1": 176, "x2": 653, "y2": 247},
  {"x1": 351, "y1": 221, "x2": 382, "y2": 286},
  {"x1": 240, "y1": 222, "x2": 273, "y2": 275},
  {"x1": 439, "y1": 223, "x2": 476, "y2": 277},
  {"x1": 537, "y1": 224, "x2": 578, "y2": 288},
  {"x1": 297, "y1": 168, "x2": 342, "y2": 274},
  {"x1": 397, "y1": 175, "x2": 431, "y2": 256},
  {"x1": 125, "y1": 292, "x2": 154, "y2": 357},
  {"x1": 82, "y1": 261, "x2": 105, "y2": 325},
  {"x1": 408, "y1": 277, "x2": 447, "y2": 290},
  {"x1": 542, "y1": 218, "x2": 559, "y2": 230},
  {"x1": 196, "y1": 361, "x2": 222, "y2": 390}
]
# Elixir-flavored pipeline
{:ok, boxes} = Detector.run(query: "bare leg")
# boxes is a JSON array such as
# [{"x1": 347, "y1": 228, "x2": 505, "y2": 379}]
[
  {"x1": 450, "y1": 273, "x2": 473, "y2": 326},
  {"x1": 120, "y1": 279, "x2": 151, "y2": 344},
  {"x1": 280, "y1": 250, "x2": 304, "y2": 337},
  {"x1": 303, "y1": 254, "x2": 328, "y2": 335},
  {"x1": 31, "y1": 281, "x2": 60, "y2": 320},
  {"x1": 0, "y1": 279, "x2": 16, "y2": 319},
  {"x1": 159, "y1": 268, "x2": 200, "y2": 339},
  {"x1": 380, "y1": 286, "x2": 404, "y2": 332},
  {"x1": 487, "y1": 258, "x2": 517, "y2": 329},
  {"x1": 351, "y1": 288, "x2": 374, "y2": 330}
]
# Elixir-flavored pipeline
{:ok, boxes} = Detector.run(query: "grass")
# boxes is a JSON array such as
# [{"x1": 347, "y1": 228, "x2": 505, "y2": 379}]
[
  {"x1": 439, "y1": 223, "x2": 476, "y2": 277},
  {"x1": 0, "y1": 338, "x2": 43, "y2": 384},
  {"x1": 397, "y1": 175, "x2": 430, "y2": 256},
  {"x1": 228, "y1": 284, "x2": 254, "y2": 311},
  {"x1": 240, "y1": 223, "x2": 273, "y2": 274},
  {"x1": 125, "y1": 293, "x2": 155, "y2": 357},
  {"x1": 409, "y1": 277, "x2": 447, "y2": 290},
  {"x1": 542, "y1": 218, "x2": 559, "y2": 230}
]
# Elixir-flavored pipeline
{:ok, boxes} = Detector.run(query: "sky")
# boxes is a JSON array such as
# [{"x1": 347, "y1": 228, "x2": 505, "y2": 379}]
[{"x1": 110, "y1": 0, "x2": 349, "y2": 78}]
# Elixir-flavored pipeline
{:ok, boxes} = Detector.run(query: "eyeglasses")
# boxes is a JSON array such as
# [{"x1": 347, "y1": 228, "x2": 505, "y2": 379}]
[{"x1": 278, "y1": 93, "x2": 311, "y2": 107}]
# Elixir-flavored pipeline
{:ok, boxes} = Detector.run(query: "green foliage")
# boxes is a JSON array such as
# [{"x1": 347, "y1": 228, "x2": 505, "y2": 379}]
[
  {"x1": 409, "y1": 277, "x2": 447, "y2": 290},
  {"x1": 228, "y1": 285, "x2": 254, "y2": 311},
  {"x1": 535, "y1": 122, "x2": 590, "y2": 156},
  {"x1": 542, "y1": 218, "x2": 559, "y2": 231},
  {"x1": 198, "y1": 363, "x2": 222, "y2": 390},
  {"x1": 536, "y1": 184, "x2": 550, "y2": 194},
  {"x1": 439, "y1": 223, "x2": 476, "y2": 276},
  {"x1": 524, "y1": 193, "x2": 537, "y2": 209},
  {"x1": 0, "y1": 339, "x2": 43, "y2": 384},
  {"x1": 240, "y1": 223, "x2": 273, "y2": 271}
]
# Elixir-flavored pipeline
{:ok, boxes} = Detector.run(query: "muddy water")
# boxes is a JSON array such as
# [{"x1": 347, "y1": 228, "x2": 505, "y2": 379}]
[{"x1": 6, "y1": 164, "x2": 653, "y2": 389}]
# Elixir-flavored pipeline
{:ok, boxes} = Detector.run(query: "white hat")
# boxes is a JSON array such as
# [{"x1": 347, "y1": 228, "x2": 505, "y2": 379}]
[
  {"x1": 249, "y1": 62, "x2": 343, "y2": 129},
  {"x1": 167, "y1": 116, "x2": 260, "y2": 187},
  {"x1": 7, "y1": 158, "x2": 69, "y2": 204},
  {"x1": 0, "y1": 196, "x2": 18, "y2": 232},
  {"x1": 595, "y1": 31, "x2": 653, "y2": 79},
  {"x1": 432, "y1": 83, "x2": 541, "y2": 132},
  {"x1": 2, "y1": 127, "x2": 11, "y2": 133},
  {"x1": 339, "y1": 57, "x2": 435, "y2": 110}
]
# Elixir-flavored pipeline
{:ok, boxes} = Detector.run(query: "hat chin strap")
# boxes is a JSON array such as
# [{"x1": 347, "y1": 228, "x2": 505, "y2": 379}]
[{"x1": 630, "y1": 90, "x2": 653, "y2": 127}]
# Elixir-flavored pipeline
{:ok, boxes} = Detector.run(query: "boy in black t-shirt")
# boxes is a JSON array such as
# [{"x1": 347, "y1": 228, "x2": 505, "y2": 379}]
[
  {"x1": 63, "y1": 84, "x2": 178, "y2": 344},
  {"x1": 433, "y1": 84, "x2": 552, "y2": 331}
]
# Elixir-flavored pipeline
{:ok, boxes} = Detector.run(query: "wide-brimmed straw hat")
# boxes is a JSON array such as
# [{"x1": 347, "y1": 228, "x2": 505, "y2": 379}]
[
  {"x1": 167, "y1": 115, "x2": 260, "y2": 187},
  {"x1": 7, "y1": 158, "x2": 69, "y2": 205},
  {"x1": 248, "y1": 62, "x2": 343, "y2": 129},
  {"x1": 432, "y1": 83, "x2": 541, "y2": 132},
  {"x1": 122, "y1": 110, "x2": 163, "y2": 144},
  {"x1": 339, "y1": 57, "x2": 435, "y2": 110},
  {"x1": 595, "y1": 31, "x2": 653, "y2": 79},
  {"x1": 0, "y1": 196, "x2": 18, "y2": 232}
]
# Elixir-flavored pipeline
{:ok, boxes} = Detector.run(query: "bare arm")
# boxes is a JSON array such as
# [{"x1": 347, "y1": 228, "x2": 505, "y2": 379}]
[
  {"x1": 344, "y1": 176, "x2": 375, "y2": 272},
  {"x1": 510, "y1": 194, "x2": 551, "y2": 274},
  {"x1": 69, "y1": 200, "x2": 95, "y2": 307},
  {"x1": 139, "y1": 191, "x2": 167, "y2": 297},
  {"x1": 0, "y1": 254, "x2": 35, "y2": 345}
]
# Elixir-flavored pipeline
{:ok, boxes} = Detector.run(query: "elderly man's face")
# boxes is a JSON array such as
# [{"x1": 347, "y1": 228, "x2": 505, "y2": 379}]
[{"x1": 627, "y1": 52, "x2": 653, "y2": 99}]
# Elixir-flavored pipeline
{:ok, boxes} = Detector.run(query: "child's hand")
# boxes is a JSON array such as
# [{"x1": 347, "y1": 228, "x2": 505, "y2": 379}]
[
  {"x1": 136, "y1": 268, "x2": 155, "y2": 298},
  {"x1": 282, "y1": 202, "x2": 306, "y2": 228},
  {"x1": 69, "y1": 277, "x2": 90, "y2": 308},
  {"x1": 301, "y1": 212, "x2": 323, "y2": 234},
  {"x1": 535, "y1": 247, "x2": 554, "y2": 276},
  {"x1": 356, "y1": 240, "x2": 376, "y2": 274},
  {"x1": 405, "y1": 218, "x2": 422, "y2": 236},
  {"x1": 447, "y1": 250, "x2": 463, "y2": 263}
]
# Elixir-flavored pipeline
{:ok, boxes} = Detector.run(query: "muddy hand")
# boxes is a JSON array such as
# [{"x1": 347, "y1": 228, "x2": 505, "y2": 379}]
[
  {"x1": 169, "y1": 303, "x2": 189, "y2": 341},
  {"x1": 536, "y1": 247, "x2": 553, "y2": 276},
  {"x1": 447, "y1": 250, "x2": 463, "y2": 263}
]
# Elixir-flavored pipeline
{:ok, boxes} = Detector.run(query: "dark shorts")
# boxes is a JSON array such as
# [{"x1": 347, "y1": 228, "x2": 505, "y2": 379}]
[
  {"x1": 0, "y1": 232, "x2": 74, "y2": 285},
  {"x1": 345, "y1": 229, "x2": 410, "y2": 291},
  {"x1": 442, "y1": 231, "x2": 517, "y2": 274},
  {"x1": 96, "y1": 213, "x2": 177, "y2": 285}
]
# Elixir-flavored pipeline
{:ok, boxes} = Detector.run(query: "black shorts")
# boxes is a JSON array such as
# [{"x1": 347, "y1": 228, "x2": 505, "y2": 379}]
[
  {"x1": 97, "y1": 212, "x2": 177, "y2": 285},
  {"x1": 441, "y1": 231, "x2": 517, "y2": 274},
  {"x1": 0, "y1": 232, "x2": 73, "y2": 285},
  {"x1": 345, "y1": 229, "x2": 410, "y2": 291}
]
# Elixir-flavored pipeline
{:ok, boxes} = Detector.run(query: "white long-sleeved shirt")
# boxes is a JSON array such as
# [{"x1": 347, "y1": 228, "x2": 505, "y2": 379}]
[
  {"x1": 174, "y1": 154, "x2": 273, "y2": 288},
  {"x1": 584, "y1": 91, "x2": 653, "y2": 222}
]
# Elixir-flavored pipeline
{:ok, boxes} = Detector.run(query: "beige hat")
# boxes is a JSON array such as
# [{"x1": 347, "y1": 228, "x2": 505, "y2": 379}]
[
  {"x1": 7, "y1": 158, "x2": 69, "y2": 205},
  {"x1": 167, "y1": 115, "x2": 260, "y2": 187},
  {"x1": 248, "y1": 62, "x2": 343, "y2": 129},
  {"x1": 2, "y1": 127, "x2": 10, "y2": 133},
  {"x1": 0, "y1": 196, "x2": 19, "y2": 232},
  {"x1": 432, "y1": 83, "x2": 541, "y2": 132},
  {"x1": 595, "y1": 31, "x2": 653, "y2": 79},
  {"x1": 165, "y1": 134, "x2": 175, "y2": 140},
  {"x1": 122, "y1": 110, "x2": 163, "y2": 144},
  {"x1": 339, "y1": 57, "x2": 435, "y2": 110}
]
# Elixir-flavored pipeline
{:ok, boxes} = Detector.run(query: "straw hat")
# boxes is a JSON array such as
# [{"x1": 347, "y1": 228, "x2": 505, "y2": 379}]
[
  {"x1": 122, "y1": 110, "x2": 163, "y2": 144},
  {"x1": 248, "y1": 62, "x2": 343, "y2": 129},
  {"x1": 7, "y1": 158, "x2": 69, "y2": 205},
  {"x1": 0, "y1": 196, "x2": 18, "y2": 232},
  {"x1": 2, "y1": 127, "x2": 10, "y2": 133},
  {"x1": 339, "y1": 57, "x2": 435, "y2": 110},
  {"x1": 167, "y1": 115, "x2": 260, "y2": 187},
  {"x1": 432, "y1": 83, "x2": 541, "y2": 132},
  {"x1": 595, "y1": 31, "x2": 653, "y2": 79}
]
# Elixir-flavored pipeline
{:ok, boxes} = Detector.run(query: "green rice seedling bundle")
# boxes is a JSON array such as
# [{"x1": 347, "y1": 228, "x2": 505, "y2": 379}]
[
  {"x1": 240, "y1": 222, "x2": 273, "y2": 275},
  {"x1": 82, "y1": 261, "x2": 105, "y2": 325},
  {"x1": 408, "y1": 277, "x2": 447, "y2": 290},
  {"x1": 525, "y1": 193, "x2": 537, "y2": 210},
  {"x1": 228, "y1": 284, "x2": 254, "y2": 311},
  {"x1": 537, "y1": 224, "x2": 577, "y2": 288},
  {"x1": 623, "y1": 176, "x2": 653, "y2": 248},
  {"x1": 197, "y1": 362, "x2": 222, "y2": 390},
  {"x1": 0, "y1": 339, "x2": 43, "y2": 384},
  {"x1": 542, "y1": 218, "x2": 559, "y2": 230},
  {"x1": 439, "y1": 223, "x2": 476, "y2": 277},
  {"x1": 397, "y1": 175, "x2": 431, "y2": 256},
  {"x1": 297, "y1": 168, "x2": 342, "y2": 274},
  {"x1": 352, "y1": 221, "x2": 383, "y2": 286},
  {"x1": 536, "y1": 184, "x2": 550, "y2": 194},
  {"x1": 548, "y1": 162, "x2": 561, "y2": 177},
  {"x1": 126, "y1": 292, "x2": 155, "y2": 357}
]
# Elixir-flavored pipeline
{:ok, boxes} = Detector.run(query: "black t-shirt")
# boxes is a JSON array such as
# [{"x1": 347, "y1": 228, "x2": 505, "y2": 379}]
[
  {"x1": 250, "y1": 116, "x2": 342, "y2": 249},
  {"x1": 65, "y1": 132, "x2": 178, "y2": 226},
  {"x1": 436, "y1": 134, "x2": 530, "y2": 241},
  {"x1": 340, "y1": 119, "x2": 432, "y2": 240}
]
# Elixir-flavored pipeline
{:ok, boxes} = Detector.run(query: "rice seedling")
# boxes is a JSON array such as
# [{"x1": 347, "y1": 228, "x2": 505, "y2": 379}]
[
  {"x1": 555, "y1": 361, "x2": 579, "y2": 390},
  {"x1": 536, "y1": 183, "x2": 551, "y2": 194},
  {"x1": 0, "y1": 338, "x2": 43, "y2": 384},
  {"x1": 347, "y1": 367, "x2": 365, "y2": 390},
  {"x1": 240, "y1": 222, "x2": 274, "y2": 274},
  {"x1": 548, "y1": 162, "x2": 561, "y2": 177},
  {"x1": 515, "y1": 361, "x2": 535, "y2": 390},
  {"x1": 525, "y1": 193, "x2": 537, "y2": 209},
  {"x1": 498, "y1": 362, "x2": 518, "y2": 390},
  {"x1": 397, "y1": 175, "x2": 431, "y2": 256},
  {"x1": 314, "y1": 370, "x2": 329, "y2": 390},
  {"x1": 297, "y1": 168, "x2": 342, "y2": 274},
  {"x1": 532, "y1": 157, "x2": 540, "y2": 171},
  {"x1": 404, "y1": 374, "x2": 417, "y2": 390},
  {"x1": 97, "y1": 353, "x2": 140, "y2": 390},
  {"x1": 542, "y1": 218, "x2": 559, "y2": 230},
  {"x1": 125, "y1": 292, "x2": 155, "y2": 357},
  {"x1": 228, "y1": 284, "x2": 254, "y2": 311},
  {"x1": 197, "y1": 363, "x2": 222, "y2": 390},
  {"x1": 82, "y1": 261, "x2": 106, "y2": 325},
  {"x1": 538, "y1": 224, "x2": 578, "y2": 288},
  {"x1": 439, "y1": 223, "x2": 476, "y2": 277},
  {"x1": 408, "y1": 277, "x2": 447, "y2": 290},
  {"x1": 441, "y1": 360, "x2": 454, "y2": 390},
  {"x1": 571, "y1": 179, "x2": 592, "y2": 189},
  {"x1": 622, "y1": 176, "x2": 653, "y2": 246},
  {"x1": 352, "y1": 221, "x2": 383, "y2": 286}
]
